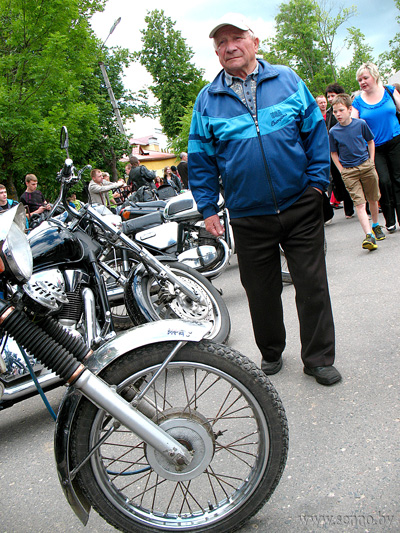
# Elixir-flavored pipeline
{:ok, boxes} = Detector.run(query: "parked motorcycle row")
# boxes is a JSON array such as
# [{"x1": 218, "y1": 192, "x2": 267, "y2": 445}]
[{"x1": 0, "y1": 127, "x2": 288, "y2": 532}]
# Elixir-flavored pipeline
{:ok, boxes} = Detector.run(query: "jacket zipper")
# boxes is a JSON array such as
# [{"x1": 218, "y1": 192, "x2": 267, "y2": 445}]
[
  {"x1": 219, "y1": 86, "x2": 281, "y2": 214},
  {"x1": 252, "y1": 114, "x2": 280, "y2": 214}
]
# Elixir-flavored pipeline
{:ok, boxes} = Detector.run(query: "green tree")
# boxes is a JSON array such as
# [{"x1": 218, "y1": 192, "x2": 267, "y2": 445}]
[
  {"x1": 0, "y1": 0, "x2": 152, "y2": 200},
  {"x1": 338, "y1": 27, "x2": 375, "y2": 93},
  {"x1": 136, "y1": 9, "x2": 207, "y2": 140},
  {"x1": 378, "y1": 0, "x2": 400, "y2": 76},
  {"x1": 0, "y1": 0, "x2": 108, "y2": 199},
  {"x1": 260, "y1": 0, "x2": 332, "y2": 94},
  {"x1": 260, "y1": 0, "x2": 357, "y2": 95},
  {"x1": 168, "y1": 101, "x2": 196, "y2": 156},
  {"x1": 315, "y1": 0, "x2": 357, "y2": 82}
]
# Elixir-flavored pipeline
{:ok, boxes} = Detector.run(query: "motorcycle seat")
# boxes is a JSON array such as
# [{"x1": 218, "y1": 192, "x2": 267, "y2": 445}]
[
  {"x1": 122, "y1": 211, "x2": 164, "y2": 236},
  {"x1": 134, "y1": 200, "x2": 166, "y2": 208}
]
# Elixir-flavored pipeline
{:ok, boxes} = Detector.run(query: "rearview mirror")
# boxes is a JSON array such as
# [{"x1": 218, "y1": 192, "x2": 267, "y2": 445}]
[{"x1": 60, "y1": 126, "x2": 69, "y2": 157}]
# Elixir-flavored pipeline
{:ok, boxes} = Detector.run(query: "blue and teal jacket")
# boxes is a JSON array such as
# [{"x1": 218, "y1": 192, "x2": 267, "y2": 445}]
[{"x1": 188, "y1": 60, "x2": 330, "y2": 220}]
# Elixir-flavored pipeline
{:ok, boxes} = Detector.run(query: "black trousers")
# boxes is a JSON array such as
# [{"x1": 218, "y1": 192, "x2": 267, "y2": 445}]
[
  {"x1": 230, "y1": 187, "x2": 335, "y2": 368},
  {"x1": 375, "y1": 134, "x2": 400, "y2": 228}
]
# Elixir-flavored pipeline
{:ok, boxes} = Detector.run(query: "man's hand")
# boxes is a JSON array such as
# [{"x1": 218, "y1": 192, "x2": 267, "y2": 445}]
[{"x1": 205, "y1": 214, "x2": 224, "y2": 237}]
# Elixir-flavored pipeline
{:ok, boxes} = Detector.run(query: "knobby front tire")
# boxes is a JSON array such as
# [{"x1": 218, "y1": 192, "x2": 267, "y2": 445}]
[{"x1": 70, "y1": 341, "x2": 288, "y2": 533}]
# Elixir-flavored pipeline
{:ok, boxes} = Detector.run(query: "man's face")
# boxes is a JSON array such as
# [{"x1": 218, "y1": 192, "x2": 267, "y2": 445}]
[
  {"x1": 0, "y1": 188, "x2": 7, "y2": 205},
  {"x1": 326, "y1": 92, "x2": 337, "y2": 105},
  {"x1": 26, "y1": 180, "x2": 38, "y2": 192},
  {"x1": 214, "y1": 26, "x2": 259, "y2": 79},
  {"x1": 92, "y1": 171, "x2": 103, "y2": 184},
  {"x1": 316, "y1": 96, "x2": 327, "y2": 114}
]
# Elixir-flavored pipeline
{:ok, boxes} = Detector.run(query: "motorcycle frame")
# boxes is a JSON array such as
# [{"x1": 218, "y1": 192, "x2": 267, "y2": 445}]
[{"x1": 54, "y1": 319, "x2": 211, "y2": 525}]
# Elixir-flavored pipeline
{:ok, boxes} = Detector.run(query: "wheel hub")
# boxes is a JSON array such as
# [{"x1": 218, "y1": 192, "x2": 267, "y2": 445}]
[
  {"x1": 168, "y1": 280, "x2": 212, "y2": 320},
  {"x1": 146, "y1": 409, "x2": 215, "y2": 481}
]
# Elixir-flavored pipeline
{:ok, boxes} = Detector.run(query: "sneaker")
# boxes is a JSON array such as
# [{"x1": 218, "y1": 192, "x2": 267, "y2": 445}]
[
  {"x1": 386, "y1": 224, "x2": 396, "y2": 233},
  {"x1": 372, "y1": 225, "x2": 386, "y2": 241},
  {"x1": 362, "y1": 233, "x2": 377, "y2": 250}
]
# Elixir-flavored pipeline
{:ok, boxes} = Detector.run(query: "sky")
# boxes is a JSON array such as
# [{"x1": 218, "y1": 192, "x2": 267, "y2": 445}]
[{"x1": 90, "y1": 0, "x2": 399, "y2": 137}]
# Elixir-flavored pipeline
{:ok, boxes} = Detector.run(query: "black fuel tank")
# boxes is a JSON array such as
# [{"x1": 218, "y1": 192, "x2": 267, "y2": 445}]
[{"x1": 29, "y1": 224, "x2": 84, "y2": 269}]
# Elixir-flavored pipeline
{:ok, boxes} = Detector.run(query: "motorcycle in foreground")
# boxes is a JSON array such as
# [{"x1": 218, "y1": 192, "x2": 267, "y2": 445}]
[
  {"x1": 0, "y1": 128, "x2": 231, "y2": 410},
  {"x1": 0, "y1": 202, "x2": 288, "y2": 532}
]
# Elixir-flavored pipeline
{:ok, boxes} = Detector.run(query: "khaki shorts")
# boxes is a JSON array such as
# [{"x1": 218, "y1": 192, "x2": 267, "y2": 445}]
[{"x1": 341, "y1": 159, "x2": 380, "y2": 206}]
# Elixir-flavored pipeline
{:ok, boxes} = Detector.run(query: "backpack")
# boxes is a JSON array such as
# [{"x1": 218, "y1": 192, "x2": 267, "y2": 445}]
[
  {"x1": 128, "y1": 186, "x2": 158, "y2": 203},
  {"x1": 140, "y1": 165, "x2": 156, "y2": 182}
]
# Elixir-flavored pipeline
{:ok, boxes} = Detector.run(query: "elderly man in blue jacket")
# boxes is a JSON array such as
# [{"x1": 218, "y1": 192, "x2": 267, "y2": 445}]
[{"x1": 188, "y1": 14, "x2": 341, "y2": 386}]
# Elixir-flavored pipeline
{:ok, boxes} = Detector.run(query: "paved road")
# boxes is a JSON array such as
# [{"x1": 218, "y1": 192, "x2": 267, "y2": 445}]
[{"x1": 1, "y1": 211, "x2": 399, "y2": 532}]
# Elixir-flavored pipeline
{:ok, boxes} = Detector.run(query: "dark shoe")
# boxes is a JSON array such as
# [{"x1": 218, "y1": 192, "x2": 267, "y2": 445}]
[
  {"x1": 386, "y1": 224, "x2": 396, "y2": 233},
  {"x1": 362, "y1": 233, "x2": 377, "y2": 250},
  {"x1": 303, "y1": 365, "x2": 342, "y2": 386},
  {"x1": 372, "y1": 225, "x2": 386, "y2": 241},
  {"x1": 261, "y1": 357, "x2": 283, "y2": 375}
]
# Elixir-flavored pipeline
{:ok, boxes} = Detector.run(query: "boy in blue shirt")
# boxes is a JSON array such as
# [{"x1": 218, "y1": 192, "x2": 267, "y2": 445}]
[{"x1": 329, "y1": 94, "x2": 384, "y2": 250}]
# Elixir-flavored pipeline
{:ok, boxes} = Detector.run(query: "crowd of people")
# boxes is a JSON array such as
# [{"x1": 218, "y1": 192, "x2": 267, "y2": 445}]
[
  {"x1": 2, "y1": 12, "x2": 398, "y2": 393},
  {"x1": 0, "y1": 151, "x2": 190, "y2": 222},
  {"x1": 315, "y1": 62, "x2": 400, "y2": 251}
]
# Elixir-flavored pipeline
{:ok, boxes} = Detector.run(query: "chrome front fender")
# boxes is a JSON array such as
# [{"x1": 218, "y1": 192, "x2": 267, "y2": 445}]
[{"x1": 54, "y1": 319, "x2": 211, "y2": 525}]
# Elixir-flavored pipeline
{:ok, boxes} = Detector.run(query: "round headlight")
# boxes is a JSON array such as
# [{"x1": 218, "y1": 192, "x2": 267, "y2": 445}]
[{"x1": 2, "y1": 222, "x2": 33, "y2": 283}]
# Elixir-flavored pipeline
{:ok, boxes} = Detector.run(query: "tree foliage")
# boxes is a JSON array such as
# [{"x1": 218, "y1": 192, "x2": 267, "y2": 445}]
[
  {"x1": 378, "y1": 0, "x2": 400, "y2": 77},
  {"x1": 168, "y1": 101, "x2": 196, "y2": 155},
  {"x1": 337, "y1": 27, "x2": 374, "y2": 93},
  {"x1": 260, "y1": 0, "x2": 359, "y2": 95},
  {"x1": 0, "y1": 0, "x2": 152, "y2": 200},
  {"x1": 136, "y1": 9, "x2": 207, "y2": 140},
  {"x1": 0, "y1": 0, "x2": 107, "y2": 199}
]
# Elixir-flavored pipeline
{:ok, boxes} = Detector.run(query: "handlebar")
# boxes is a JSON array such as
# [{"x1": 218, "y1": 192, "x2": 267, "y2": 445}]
[{"x1": 48, "y1": 159, "x2": 92, "y2": 220}]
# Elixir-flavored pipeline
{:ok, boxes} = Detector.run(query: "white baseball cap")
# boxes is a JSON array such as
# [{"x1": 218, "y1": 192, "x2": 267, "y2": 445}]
[{"x1": 209, "y1": 13, "x2": 253, "y2": 39}]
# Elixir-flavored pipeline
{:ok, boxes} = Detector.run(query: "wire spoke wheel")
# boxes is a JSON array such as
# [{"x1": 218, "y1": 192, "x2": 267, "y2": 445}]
[
  {"x1": 71, "y1": 342, "x2": 288, "y2": 533},
  {"x1": 125, "y1": 262, "x2": 231, "y2": 343},
  {"x1": 102, "y1": 253, "x2": 135, "y2": 330}
]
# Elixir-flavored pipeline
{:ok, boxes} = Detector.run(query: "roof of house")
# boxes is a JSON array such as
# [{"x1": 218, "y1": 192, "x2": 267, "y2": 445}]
[{"x1": 120, "y1": 135, "x2": 176, "y2": 163}]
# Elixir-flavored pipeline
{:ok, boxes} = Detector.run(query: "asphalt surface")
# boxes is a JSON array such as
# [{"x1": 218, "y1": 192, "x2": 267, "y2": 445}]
[{"x1": 0, "y1": 209, "x2": 399, "y2": 532}]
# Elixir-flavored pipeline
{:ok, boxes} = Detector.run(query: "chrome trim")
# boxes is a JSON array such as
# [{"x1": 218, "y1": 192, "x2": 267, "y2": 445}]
[
  {"x1": 63, "y1": 269, "x2": 90, "y2": 292},
  {"x1": 81, "y1": 287, "x2": 98, "y2": 348},
  {"x1": 0, "y1": 371, "x2": 61, "y2": 402}
]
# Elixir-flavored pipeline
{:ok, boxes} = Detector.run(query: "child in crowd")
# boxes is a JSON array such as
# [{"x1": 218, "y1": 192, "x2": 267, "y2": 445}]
[{"x1": 329, "y1": 94, "x2": 385, "y2": 251}]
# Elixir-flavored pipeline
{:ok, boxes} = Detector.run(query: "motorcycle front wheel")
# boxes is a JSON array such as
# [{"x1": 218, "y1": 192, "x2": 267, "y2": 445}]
[
  {"x1": 124, "y1": 261, "x2": 231, "y2": 343},
  {"x1": 70, "y1": 341, "x2": 288, "y2": 533}
]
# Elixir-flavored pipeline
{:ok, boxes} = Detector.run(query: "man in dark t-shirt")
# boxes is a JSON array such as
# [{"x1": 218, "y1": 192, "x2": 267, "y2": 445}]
[{"x1": 20, "y1": 174, "x2": 51, "y2": 217}]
